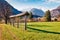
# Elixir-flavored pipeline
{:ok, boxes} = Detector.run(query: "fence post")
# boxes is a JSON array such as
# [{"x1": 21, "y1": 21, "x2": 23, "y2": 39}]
[
  {"x1": 12, "y1": 18, "x2": 15, "y2": 27},
  {"x1": 17, "y1": 17, "x2": 20, "y2": 28},
  {"x1": 25, "y1": 16, "x2": 27, "y2": 30}
]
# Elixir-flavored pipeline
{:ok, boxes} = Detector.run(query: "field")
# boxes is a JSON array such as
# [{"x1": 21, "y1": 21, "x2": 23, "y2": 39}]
[{"x1": 0, "y1": 22, "x2": 60, "y2": 40}]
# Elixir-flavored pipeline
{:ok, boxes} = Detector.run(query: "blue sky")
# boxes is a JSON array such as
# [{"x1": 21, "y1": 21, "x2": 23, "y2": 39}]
[{"x1": 6, "y1": 0, "x2": 60, "y2": 11}]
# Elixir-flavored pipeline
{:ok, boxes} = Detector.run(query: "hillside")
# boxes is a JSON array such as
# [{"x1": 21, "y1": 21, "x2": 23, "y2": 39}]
[
  {"x1": 51, "y1": 6, "x2": 60, "y2": 18},
  {"x1": 0, "y1": 0, "x2": 22, "y2": 19},
  {"x1": 30, "y1": 8, "x2": 44, "y2": 18}
]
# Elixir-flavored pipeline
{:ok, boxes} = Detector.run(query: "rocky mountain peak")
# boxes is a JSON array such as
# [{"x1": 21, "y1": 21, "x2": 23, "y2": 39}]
[{"x1": 57, "y1": 6, "x2": 60, "y2": 9}]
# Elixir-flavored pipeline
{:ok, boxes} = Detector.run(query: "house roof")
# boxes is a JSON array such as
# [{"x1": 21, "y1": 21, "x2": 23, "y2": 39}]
[{"x1": 9, "y1": 12, "x2": 29, "y2": 18}]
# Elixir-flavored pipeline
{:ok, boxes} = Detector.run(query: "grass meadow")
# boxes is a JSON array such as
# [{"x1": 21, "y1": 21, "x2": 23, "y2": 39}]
[{"x1": 1, "y1": 22, "x2": 60, "y2": 40}]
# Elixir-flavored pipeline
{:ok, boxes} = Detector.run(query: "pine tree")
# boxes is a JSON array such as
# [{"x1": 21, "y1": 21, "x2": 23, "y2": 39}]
[{"x1": 45, "y1": 10, "x2": 51, "y2": 21}]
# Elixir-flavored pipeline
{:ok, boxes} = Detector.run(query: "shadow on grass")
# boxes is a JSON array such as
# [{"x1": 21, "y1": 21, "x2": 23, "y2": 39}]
[
  {"x1": 27, "y1": 27, "x2": 60, "y2": 34},
  {"x1": 28, "y1": 25, "x2": 52, "y2": 27}
]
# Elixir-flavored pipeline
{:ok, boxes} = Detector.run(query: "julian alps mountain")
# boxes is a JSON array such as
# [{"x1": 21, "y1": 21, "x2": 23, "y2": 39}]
[
  {"x1": 7, "y1": 0, "x2": 22, "y2": 15},
  {"x1": 57, "y1": 6, "x2": 60, "y2": 9},
  {"x1": 30, "y1": 8, "x2": 44, "y2": 18},
  {"x1": 51, "y1": 6, "x2": 60, "y2": 18},
  {"x1": 0, "y1": 0, "x2": 22, "y2": 17},
  {"x1": 11, "y1": 7, "x2": 22, "y2": 15}
]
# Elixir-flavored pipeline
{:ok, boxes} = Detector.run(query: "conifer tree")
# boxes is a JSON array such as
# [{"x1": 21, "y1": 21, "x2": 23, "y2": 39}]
[{"x1": 45, "y1": 10, "x2": 51, "y2": 21}]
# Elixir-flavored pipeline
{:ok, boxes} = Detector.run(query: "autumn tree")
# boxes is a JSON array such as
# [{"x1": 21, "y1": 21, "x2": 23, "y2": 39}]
[
  {"x1": 2, "y1": 3, "x2": 12, "y2": 24},
  {"x1": 58, "y1": 14, "x2": 60, "y2": 18}
]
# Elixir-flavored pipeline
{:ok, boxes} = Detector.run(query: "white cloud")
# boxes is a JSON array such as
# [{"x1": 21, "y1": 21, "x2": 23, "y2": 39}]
[
  {"x1": 38, "y1": 6, "x2": 50, "y2": 11},
  {"x1": 48, "y1": 0, "x2": 60, "y2": 2},
  {"x1": 14, "y1": 5, "x2": 49, "y2": 11},
  {"x1": 6, "y1": 0, "x2": 59, "y2": 11},
  {"x1": 6, "y1": 0, "x2": 12, "y2": 1},
  {"x1": 47, "y1": 0, "x2": 60, "y2": 3}
]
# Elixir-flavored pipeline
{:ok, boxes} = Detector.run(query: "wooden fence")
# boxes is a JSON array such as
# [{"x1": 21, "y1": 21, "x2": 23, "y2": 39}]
[{"x1": 9, "y1": 12, "x2": 29, "y2": 30}]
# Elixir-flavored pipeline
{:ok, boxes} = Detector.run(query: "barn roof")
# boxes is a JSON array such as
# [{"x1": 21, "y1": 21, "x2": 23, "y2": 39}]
[{"x1": 9, "y1": 12, "x2": 29, "y2": 18}]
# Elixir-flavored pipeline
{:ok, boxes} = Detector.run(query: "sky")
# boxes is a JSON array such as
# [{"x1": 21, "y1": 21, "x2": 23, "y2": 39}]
[{"x1": 6, "y1": 0, "x2": 60, "y2": 11}]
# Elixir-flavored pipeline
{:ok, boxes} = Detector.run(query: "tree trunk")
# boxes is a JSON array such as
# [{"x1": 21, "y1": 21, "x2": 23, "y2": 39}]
[{"x1": 5, "y1": 17, "x2": 8, "y2": 24}]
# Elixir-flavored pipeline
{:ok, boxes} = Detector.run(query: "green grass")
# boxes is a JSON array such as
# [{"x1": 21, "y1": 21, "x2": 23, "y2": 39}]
[{"x1": 1, "y1": 22, "x2": 60, "y2": 40}]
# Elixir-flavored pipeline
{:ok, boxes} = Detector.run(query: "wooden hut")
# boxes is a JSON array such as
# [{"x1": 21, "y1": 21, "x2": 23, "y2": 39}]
[{"x1": 9, "y1": 12, "x2": 29, "y2": 30}]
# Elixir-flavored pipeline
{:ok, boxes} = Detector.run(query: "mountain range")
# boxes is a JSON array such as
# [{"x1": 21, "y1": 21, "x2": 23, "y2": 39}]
[
  {"x1": 0, "y1": 0, "x2": 60, "y2": 19},
  {"x1": 0, "y1": 0, "x2": 45, "y2": 18},
  {"x1": 30, "y1": 8, "x2": 44, "y2": 18},
  {"x1": 51, "y1": 6, "x2": 60, "y2": 18}
]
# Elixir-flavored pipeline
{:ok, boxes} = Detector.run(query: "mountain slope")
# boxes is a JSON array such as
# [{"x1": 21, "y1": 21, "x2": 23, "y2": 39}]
[
  {"x1": 51, "y1": 6, "x2": 60, "y2": 18},
  {"x1": 30, "y1": 8, "x2": 44, "y2": 18},
  {"x1": 0, "y1": 0, "x2": 22, "y2": 18}
]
